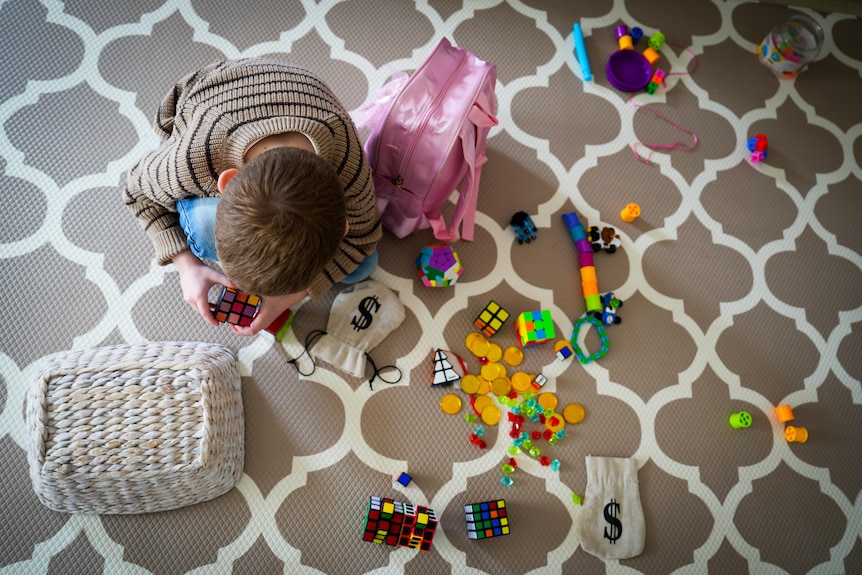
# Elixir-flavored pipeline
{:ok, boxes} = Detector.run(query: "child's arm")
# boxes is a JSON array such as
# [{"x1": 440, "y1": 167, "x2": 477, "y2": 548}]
[{"x1": 172, "y1": 249, "x2": 234, "y2": 326}]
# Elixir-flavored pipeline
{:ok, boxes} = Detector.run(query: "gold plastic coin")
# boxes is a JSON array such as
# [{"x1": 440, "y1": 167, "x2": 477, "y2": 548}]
[
  {"x1": 537, "y1": 392, "x2": 558, "y2": 411},
  {"x1": 460, "y1": 374, "x2": 481, "y2": 394},
  {"x1": 440, "y1": 394, "x2": 462, "y2": 415},
  {"x1": 481, "y1": 404, "x2": 502, "y2": 426},
  {"x1": 473, "y1": 394, "x2": 494, "y2": 414},
  {"x1": 485, "y1": 343, "x2": 503, "y2": 363},
  {"x1": 563, "y1": 403, "x2": 585, "y2": 424},
  {"x1": 511, "y1": 371, "x2": 532, "y2": 393},
  {"x1": 465, "y1": 332, "x2": 485, "y2": 350},
  {"x1": 503, "y1": 346, "x2": 524, "y2": 366},
  {"x1": 476, "y1": 376, "x2": 491, "y2": 395},
  {"x1": 469, "y1": 338, "x2": 491, "y2": 358},
  {"x1": 490, "y1": 376, "x2": 512, "y2": 397},
  {"x1": 481, "y1": 362, "x2": 504, "y2": 381}
]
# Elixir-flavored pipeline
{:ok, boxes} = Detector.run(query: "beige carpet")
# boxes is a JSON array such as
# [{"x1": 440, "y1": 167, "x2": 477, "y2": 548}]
[{"x1": 2, "y1": 1, "x2": 861, "y2": 574}]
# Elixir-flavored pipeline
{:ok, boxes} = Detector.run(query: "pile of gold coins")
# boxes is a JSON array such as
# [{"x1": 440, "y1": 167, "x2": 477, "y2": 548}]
[{"x1": 439, "y1": 330, "x2": 587, "y2": 483}]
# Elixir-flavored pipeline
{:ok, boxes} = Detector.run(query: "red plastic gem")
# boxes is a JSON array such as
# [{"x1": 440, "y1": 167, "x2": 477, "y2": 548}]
[
  {"x1": 549, "y1": 416, "x2": 560, "y2": 427},
  {"x1": 509, "y1": 429, "x2": 520, "y2": 438},
  {"x1": 539, "y1": 456, "x2": 551, "y2": 466},
  {"x1": 508, "y1": 458, "x2": 518, "y2": 468},
  {"x1": 531, "y1": 431, "x2": 542, "y2": 441},
  {"x1": 543, "y1": 429, "x2": 553, "y2": 440}
]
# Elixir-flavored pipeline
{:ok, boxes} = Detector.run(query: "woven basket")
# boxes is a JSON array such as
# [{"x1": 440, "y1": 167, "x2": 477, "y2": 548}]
[{"x1": 26, "y1": 341, "x2": 244, "y2": 514}]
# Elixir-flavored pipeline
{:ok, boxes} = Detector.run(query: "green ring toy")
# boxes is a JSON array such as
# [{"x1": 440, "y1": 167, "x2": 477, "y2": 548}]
[{"x1": 570, "y1": 314, "x2": 609, "y2": 364}]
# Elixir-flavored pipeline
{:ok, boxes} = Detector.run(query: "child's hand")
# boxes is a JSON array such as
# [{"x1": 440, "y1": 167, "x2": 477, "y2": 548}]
[
  {"x1": 172, "y1": 250, "x2": 234, "y2": 326},
  {"x1": 230, "y1": 291, "x2": 307, "y2": 336}
]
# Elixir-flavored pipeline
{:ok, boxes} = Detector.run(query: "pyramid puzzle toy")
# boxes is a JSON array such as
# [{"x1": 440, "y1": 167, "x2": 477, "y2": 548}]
[
  {"x1": 464, "y1": 499, "x2": 510, "y2": 540},
  {"x1": 515, "y1": 310, "x2": 555, "y2": 348},
  {"x1": 362, "y1": 496, "x2": 438, "y2": 552},
  {"x1": 432, "y1": 349, "x2": 461, "y2": 386}
]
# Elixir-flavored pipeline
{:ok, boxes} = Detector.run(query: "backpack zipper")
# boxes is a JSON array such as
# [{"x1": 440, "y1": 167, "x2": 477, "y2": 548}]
[{"x1": 392, "y1": 49, "x2": 470, "y2": 192}]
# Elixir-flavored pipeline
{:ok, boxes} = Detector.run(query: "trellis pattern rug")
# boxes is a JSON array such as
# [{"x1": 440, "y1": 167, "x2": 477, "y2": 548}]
[{"x1": 1, "y1": 1, "x2": 861, "y2": 574}]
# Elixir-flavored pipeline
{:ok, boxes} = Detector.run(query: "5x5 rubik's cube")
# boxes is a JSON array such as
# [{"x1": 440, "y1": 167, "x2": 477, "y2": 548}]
[{"x1": 362, "y1": 496, "x2": 438, "y2": 552}]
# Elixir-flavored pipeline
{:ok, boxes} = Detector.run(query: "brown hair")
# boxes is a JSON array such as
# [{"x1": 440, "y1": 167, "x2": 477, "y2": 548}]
[{"x1": 215, "y1": 146, "x2": 346, "y2": 296}]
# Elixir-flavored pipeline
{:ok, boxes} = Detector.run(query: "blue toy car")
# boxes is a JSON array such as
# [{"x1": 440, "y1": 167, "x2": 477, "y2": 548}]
[{"x1": 593, "y1": 292, "x2": 623, "y2": 325}]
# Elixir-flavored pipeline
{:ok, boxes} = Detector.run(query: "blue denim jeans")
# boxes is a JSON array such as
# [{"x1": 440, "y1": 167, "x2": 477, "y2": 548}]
[{"x1": 176, "y1": 197, "x2": 377, "y2": 284}]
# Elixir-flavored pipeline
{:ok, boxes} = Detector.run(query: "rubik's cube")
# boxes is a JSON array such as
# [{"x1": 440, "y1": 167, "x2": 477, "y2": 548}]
[
  {"x1": 515, "y1": 310, "x2": 555, "y2": 348},
  {"x1": 363, "y1": 496, "x2": 405, "y2": 546},
  {"x1": 474, "y1": 301, "x2": 510, "y2": 337},
  {"x1": 465, "y1": 499, "x2": 510, "y2": 540},
  {"x1": 399, "y1": 504, "x2": 438, "y2": 551},
  {"x1": 362, "y1": 496, "x2": 437, "y2": 552}
]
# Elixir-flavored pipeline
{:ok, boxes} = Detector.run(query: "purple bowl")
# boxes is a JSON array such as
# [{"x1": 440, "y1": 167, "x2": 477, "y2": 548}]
[{"x1": 606, "y1": 50, "x2": 652, "y2": 92}]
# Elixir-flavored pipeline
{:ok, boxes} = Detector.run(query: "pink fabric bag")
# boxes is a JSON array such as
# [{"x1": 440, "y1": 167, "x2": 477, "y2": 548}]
[{"x1": 361, "y1": 38, "x2": 497, "y2": 242}]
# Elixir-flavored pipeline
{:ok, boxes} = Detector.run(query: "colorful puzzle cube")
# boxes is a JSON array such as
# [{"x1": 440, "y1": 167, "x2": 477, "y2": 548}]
[
  {"x1": 474, "y1": 301, "x2": 510, "y2": 337},
  {"x1": 531, "y1": 373, "x2": 548, "y2": 391},
  {"x1": 515, "y1": 310, "x2": 555, "y2": 348},
  {"x1": 363, "y1": 496, "x2": 406, "y2": 546},
  {"x1": 363, "y1": 497, "x2": 437, "y2": 552},
  {"x1": 399, "y1": 504, "x2": 438, "y2": 551},
  {"x1": 416, "y1": 245, "x2": 463, "y2": 287},
  {"x1": 748, "y1": 134, "x2": 768, "y2": 162},
  {"x1": 396, "y1": 472, "x2": 412, "y2": 487},
  {"x1": 465, "y1": 499, "x2": 510, "y2": 540}
]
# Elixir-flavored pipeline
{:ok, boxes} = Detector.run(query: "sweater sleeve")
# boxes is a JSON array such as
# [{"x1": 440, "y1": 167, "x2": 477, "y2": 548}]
[
  {"x1": 123, "y1": 154, "x2": 191, "y2": 266},
  {"x1": 123, "y1": 63, "x2": 227, "y2": 265}
]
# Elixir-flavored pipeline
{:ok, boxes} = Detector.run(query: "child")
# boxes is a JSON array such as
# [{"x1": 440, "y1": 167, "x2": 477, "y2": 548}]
[{"x1": 124, "y1": 58, "x2": 381, "y2": 335}]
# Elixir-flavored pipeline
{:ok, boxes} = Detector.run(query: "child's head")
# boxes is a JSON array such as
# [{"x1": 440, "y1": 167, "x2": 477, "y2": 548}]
[{"x1": 215, "y1": 146, "x2": 347, "y2": 296}]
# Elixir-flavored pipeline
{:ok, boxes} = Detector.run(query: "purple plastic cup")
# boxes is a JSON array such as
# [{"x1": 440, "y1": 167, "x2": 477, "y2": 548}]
[{"x1": 606, "y1": 50, "x2": 652, "y2": 92}]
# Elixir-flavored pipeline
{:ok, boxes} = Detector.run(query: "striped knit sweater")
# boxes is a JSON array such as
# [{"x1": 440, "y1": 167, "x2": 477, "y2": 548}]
[{"x1": 124, "y1": 58, "x2": 381, "y2": 299}]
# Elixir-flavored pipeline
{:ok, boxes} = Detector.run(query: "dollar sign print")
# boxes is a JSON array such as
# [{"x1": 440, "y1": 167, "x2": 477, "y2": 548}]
[
  {"x1": 351, "y1": 295, "x2": 381, "y2": 331},
  {"x1": 603, "y1": 499, "x2": 623, "y2": 544}
]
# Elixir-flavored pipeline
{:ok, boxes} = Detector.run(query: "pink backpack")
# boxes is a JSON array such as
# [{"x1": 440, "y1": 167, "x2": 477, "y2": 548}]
[{"x1": 361, "y1": 38, "x2": 497, "y2": 242}]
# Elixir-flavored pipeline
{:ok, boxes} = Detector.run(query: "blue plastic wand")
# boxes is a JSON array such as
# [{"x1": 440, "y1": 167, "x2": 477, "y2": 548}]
[{"x1": 573, "y1": 23, "x2": 592, "y2": 82}]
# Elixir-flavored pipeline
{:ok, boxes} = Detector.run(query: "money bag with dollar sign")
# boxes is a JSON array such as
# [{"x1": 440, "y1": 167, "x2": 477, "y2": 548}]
[
  {"x1": 578, "y1": 456, "x2": 646, "y2": 560},
  {"x1": 312, "y1": 279, "x2": 405, "y2": 379}
]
